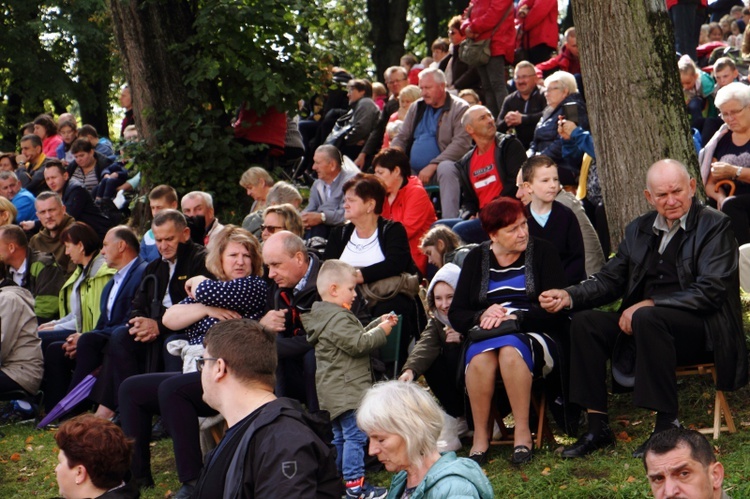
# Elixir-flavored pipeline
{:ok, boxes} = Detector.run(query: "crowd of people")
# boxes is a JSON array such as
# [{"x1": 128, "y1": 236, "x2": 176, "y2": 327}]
[{"x1": 1, "y1": 1, "x2": 749, "y2": 499}]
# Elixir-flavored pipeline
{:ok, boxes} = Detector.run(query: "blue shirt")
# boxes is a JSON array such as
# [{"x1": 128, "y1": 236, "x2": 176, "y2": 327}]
[
  {"x1": 410, "y1": 107, "x2": 443, "y2": 171},
  {"x1": 12, "y1": 188, "x2": 37, "y2": 223}
]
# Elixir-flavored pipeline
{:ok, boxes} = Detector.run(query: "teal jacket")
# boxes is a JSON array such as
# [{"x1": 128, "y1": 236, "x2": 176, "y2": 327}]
[
  {"x1": 387, "y1": 452, "x2": 494, "y2": 499},
  {"x1": 301, "y1": 301, "x2": 387, "y2": 420}
]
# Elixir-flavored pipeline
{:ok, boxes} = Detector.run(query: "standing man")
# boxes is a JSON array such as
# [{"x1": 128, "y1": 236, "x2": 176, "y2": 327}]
[
  {"x1": 192, "y1": 319, "x2": 342, "y2": 498},
  {"x1": 0, "y1": 171, "x2": 37, "y2": 223},
  {"x1": 301, "y1": 145, "x2": 355, "y2": 239},
  {"x1": 391, "y1": 68, "x2": 472, "y2": 218},
  {"x1": 29, "y1": 192, "x2": 76, "y2": 274},
  {"x1": 498, "y1": 61, "x2": 547, "y2": 150},
  {"x1": 541, "y1": 160, "x2": 748, "y2": 459}
]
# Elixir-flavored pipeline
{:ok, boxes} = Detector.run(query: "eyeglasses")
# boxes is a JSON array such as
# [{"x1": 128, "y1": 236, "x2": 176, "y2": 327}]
[
  {"x1": 386, "y1": 78, "x2": 407, "y2": 85},
  {"x1": 719, "y1": 106, "x2": 747, "y2": 119},
  {"x1": 195, "y1": 357, "x2": 219, "y2": 372},
  {"x1": 260, "y1": 224, "x2": 284, "y2": 233},
  {"x1": 448, "y1": 29, "x2": 457, "y2": 35}
]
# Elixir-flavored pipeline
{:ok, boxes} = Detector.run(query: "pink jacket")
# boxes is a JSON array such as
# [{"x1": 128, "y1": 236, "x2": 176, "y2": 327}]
[
  {"x1": 461, "y1": 0, "x2": 516, "y2": 64},
  {"x1": 516, "y1": 0, "x2": 558, "y2": 51}
]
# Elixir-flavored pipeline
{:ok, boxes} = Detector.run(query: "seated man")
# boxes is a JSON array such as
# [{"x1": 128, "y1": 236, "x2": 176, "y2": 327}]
[
  {"x1": 498, "y1": 61, "x2": 547, "y2": 150},
  {"x1": 193, "y1": 319, "x2": 341, "y2": 498},
  {"x1": 93, "y1": 210, "x2": 210, "y2": 418},
  {"x1": 301, "y1": 145, "x2": 356, "y2": 239},
  {"x1": 0, "y1": 284, "x2": 43, "y2": 397},
  {"x1": 20, "y1": 134, "x2": 52, "y2": 195},
  {"x1": 43, "y1": 225, "x2": 148, "y2": 413},
  {"x1": 260, "y1": 231, "x2": 321, "y2": 411},
  {"x1": 643, "y1": 427, "x2": 729, "y2": 499},
  {"x1": 77, "y1": 124, "x2": 116, "y2": 160},
  {"x1": 181, "y1": 191, "x2": 224, "y2": 247},
  {"x1": 66, "y1": 138, "x2": 114, "y2": 195},
  {"x1": 140, "y1": 185, "x2": 179, "y2": 262},
  {"x1": 0, "y1": 171, "x2": 37, "y2": 223},
  {"x1": 0, "y1": 225, "x2": 66, "y2": 325},
  {"x1": 391, "y1": 68, "x2": 472, "y2": 218},
  {"x1": 541, "y1": 159, "x2": 748, "y2": 459},
  {"x1": 28, "y1": 192, "x2": 77, "y2": 274},
  {"x1": 44, "y1": 161, "x2": 114, "y2": 240}
]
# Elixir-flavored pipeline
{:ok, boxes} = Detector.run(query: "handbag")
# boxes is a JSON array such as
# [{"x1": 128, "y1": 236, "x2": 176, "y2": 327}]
[
  {"x1": 358, "y1": 273, "x2": 420, "y2": 306},
  {"x1": 324, "y1": 109, "x2": 355, "y2": 148},
  {"x1": 458, "y1": 4, "x2": 514, "y2": 67},
  {"x1": 467, "y1": 318, "x2": 520, "y2": 342}
]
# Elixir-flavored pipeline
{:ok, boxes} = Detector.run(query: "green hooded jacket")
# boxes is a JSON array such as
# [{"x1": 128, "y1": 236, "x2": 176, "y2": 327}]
[{"x1": 387, "y1": 452, "x2": 494, "y2": 499}]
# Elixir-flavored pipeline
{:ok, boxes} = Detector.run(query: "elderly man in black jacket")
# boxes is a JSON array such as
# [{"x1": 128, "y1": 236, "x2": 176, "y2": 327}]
[{"x1": 540, "y1": 159, "x2": 748, "y2": 459}]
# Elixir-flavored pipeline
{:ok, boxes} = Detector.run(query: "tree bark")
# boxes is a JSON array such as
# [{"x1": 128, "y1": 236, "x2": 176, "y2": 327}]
[
  {"x1": 572, "y1": 0, "x2": 700, "y2": 247},
  {"x1": 108, "y1": 0, "x2": 196, "y2": 145},
  {"x1": 367, "y1": 0, "x2": 410, "y2": 81}
]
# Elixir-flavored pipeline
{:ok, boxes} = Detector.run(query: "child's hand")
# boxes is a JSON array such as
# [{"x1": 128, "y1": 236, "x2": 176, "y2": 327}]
[
  {"x1": 379, "y1": 320, "x2": 393, "y2": 336},
  {"x1": 444, "y1": 327, "x2": 462, "y2": 344},
  {"x1": 380, "y1": 313, "x2": 398, "y2": 326}
]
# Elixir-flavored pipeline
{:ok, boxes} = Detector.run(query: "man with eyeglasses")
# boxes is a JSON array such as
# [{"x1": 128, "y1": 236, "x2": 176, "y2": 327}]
[
  {"x1": 497, "y1": 60, "x2": 547, "y2": 149},
  {"x1": 302, "y1": 145, "x2": 355, "y2": 239},
  {"x1": 355, "y1": 66, "x2": 410, "y2": 169},
  {"x1": 192, "y1": 319, "x2": 342, "y2": 498}
]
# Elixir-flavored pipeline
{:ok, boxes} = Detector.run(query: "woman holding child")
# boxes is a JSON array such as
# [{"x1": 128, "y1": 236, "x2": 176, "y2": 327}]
[{"x1": 449, "y1": 197, "x2": 568, "y2": 465}]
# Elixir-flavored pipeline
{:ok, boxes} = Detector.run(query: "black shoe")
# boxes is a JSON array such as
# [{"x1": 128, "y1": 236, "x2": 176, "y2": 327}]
[
  {"x1": 561, "y1": 426, "x2": 615, "y2": 458},
  {"x1": 511, "y1": 445, "x2": 533, "y2": 465},
  {"x1": 468, "y1": 450, "x2": 489, "y2": 466},
  {"x1": 173, "y1": 483, "x2": 195, "y2": 499},
  {"x1": 151, "y1": 417, "x2": 168, "y2": 441}
]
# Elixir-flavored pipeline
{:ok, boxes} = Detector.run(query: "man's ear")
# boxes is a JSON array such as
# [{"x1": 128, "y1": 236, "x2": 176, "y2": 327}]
[
  {"x1": 710, "y1": 462, "x2": 725, "y2": 491},
  {"x1": 644, "y1": 188, "x2": 654, "y2": 207},
  {"x1": 181, "y1": 226, "x2": 191, "y2": 242}
]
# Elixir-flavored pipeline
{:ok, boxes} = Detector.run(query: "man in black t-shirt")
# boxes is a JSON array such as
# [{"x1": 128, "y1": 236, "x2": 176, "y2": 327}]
[{"x1": 193, "y1": 319, "x2": 342, "y2": 499}]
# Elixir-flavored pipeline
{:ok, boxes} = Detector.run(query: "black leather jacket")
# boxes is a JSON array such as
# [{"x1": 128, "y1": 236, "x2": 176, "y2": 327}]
[{"x1": 565, "y1": 201, "x2": 748, "y2": 391}]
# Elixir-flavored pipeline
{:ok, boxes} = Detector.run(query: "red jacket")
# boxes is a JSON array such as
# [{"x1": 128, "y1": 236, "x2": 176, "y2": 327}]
[
  {"x1": 233, "y1": 106, "x2": 287, "y2": 149},
  {"x1": 536, "y1": 44, "x2": 580, "y2": 74},
  {"x1": 461, "y1": 0, "x2": 516, "y2": 64},
  {"x1": 516, "y1": 0, "x2": 558, "y2": 51},
  {"x1": 666, "y1": 0, "x2": 707, "y2": 9},
  {"x1": 381, "y1": 176, "x2": 436, "y2": 276}
]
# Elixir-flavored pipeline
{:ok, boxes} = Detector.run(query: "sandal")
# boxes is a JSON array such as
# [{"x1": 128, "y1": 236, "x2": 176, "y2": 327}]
[{"x1": 511, "y1": 445, "x2": 533, "y2": 465}]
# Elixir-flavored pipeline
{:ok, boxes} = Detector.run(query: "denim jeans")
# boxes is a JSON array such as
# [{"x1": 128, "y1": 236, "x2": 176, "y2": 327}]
[{"x1": 332, "y1": 409, "x2": 367, "y2": 480}]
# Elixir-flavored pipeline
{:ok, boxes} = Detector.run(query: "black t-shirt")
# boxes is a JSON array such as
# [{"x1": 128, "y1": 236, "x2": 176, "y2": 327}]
[{"x1": 714, "y1": 133, "x2": 750, "y2": 196}]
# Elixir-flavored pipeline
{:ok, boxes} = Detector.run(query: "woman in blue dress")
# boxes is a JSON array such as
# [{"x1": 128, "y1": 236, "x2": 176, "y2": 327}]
[{"x1": 449, "y1": 197, "x2": 568, "y2": 466}]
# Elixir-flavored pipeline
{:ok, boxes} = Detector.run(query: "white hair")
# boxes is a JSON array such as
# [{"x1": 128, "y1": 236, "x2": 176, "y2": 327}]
[
  {"x1": 715, "y1": 82, "x2": 750, "y2": 109},
  {"x1": 182, "y1": 191, "x2": 213, "y2": 210},
  {"x1": 357, "y1": 381, "x2": 444, "y2": 468},
  {"x1": 418, "y1": 67, "x2": 447, "y2": 85},
  {"x1": 544, "y1": 71, "x2": 578, "y2": 94}
]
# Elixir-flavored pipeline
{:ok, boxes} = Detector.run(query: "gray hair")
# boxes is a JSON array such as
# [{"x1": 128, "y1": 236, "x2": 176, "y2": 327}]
[
  {"x1": 385, "y1": 66, "x2": 407, "y2": 80},
  {"x1": 182, "y1": 191, "x2": 213, "y2": 210},
  {"x1": 544, "y1": 71, "x2": 578, "y2": 94},
  {"x1": 239, "y1": 166, "x2": 274, "y2": 189},
  {"x1": 315, "y1": 145, "x2": 342, "y2": 168},
  {"x1": 152, "y1": 209, "x2": 187, "y2": 230},
  {"x1": 0, "y1": 171, "x2": 19, "y2": 183},
  {"x1": 357, "y1": 381, "x2": 444, "y2": 468},
  {"x1": 461, "y1": 104, "x2": 491, "y2": 128},
  {"x1": 715, "y1": 81, "x2": 750, "y2": 109},
  {"x1": 266, "y1": 181, "x2": 303, "y2": 207},
  {"x1": 418, "y1": 67, "x2": 446, "y2": 85},
  {"x1": 35, "y1": 191, "x2": 63, "y2": 207}
]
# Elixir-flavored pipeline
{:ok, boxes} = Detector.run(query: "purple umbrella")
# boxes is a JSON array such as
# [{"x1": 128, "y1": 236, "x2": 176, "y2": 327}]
[{"x1": 37, "y1": 372, "x2": 98, "y2": 428}]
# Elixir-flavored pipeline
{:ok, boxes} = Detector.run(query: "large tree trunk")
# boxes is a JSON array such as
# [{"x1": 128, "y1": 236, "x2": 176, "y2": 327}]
[
  {"x1": 367, "y1": 0, "x2": 410, "y2": 81},
  {"x1": 573, "y1": 0, "x2": 700, "y2": 247},
  {"x1": 108, "y1": 0, "x2": 196, "y2": 145}
]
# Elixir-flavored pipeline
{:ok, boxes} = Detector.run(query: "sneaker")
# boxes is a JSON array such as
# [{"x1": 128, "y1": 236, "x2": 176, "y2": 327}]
[
  {"x1": 0, "y1": 400, "x2": 36, "y2": 424},
  {"x1": 345, "y1": 478, "x2": 387, "y2": 499}
]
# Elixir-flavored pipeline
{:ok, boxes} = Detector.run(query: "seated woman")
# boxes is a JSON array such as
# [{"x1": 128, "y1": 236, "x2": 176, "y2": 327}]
[
  {"x1": 373, "y1": 147, "x2": 437, "y2": 276},
  {"x1": 448, "y1": 197, "x2": 568, "y2": 465},
  {"x1": 528, "y1": 71, "x2": 589, "y2": 185},
  {"x1": 358, "y1": 381, "x2": 493, "y2": 499},
  {"x1": 399, "y1": 263, "x2": 465, "y2": 447},
  {"x1": 239, "y1": 166, "x2": 274, "y2": 237},
  {"x1": 325, "y1": 173, "x2": 426, "y2": 369},
  {"x1": 327, "y1": 79, "x2": 381, "y2": 160},
  {"x1": 119, "y1": 225, "x2": 267, "y2": 496},
  {"x1": 0, "y1": 196, "x2": 16, "y2": 226},
  {"x1": 54, "y1": 414, "x2": 138, "y2": 499},
  {"x1": 382, "y1": 85, "x2": 421, "y2": 148},
  {"x1": 260, "y1": 203, "x2": 304, "y2": 243},
  {"x1": 701, "y1": 82, "x2": 750, "y2": 244},
  {"x1": 419, "y1": 225, "x2": 469, "y2": 269},
  {"x1": 41, "y1": 223, "x2": 115, "y2": 412}
]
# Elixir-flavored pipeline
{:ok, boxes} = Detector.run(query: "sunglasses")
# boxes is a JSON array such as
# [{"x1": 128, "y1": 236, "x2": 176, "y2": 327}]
[{"x1": 261, "y1": 224, "x2": 284, "y2": 233}]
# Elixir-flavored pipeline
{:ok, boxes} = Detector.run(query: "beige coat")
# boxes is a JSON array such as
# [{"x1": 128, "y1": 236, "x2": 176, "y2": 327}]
[{"x1": 0, "y1": 286, "x2": 43, "y2": 393}]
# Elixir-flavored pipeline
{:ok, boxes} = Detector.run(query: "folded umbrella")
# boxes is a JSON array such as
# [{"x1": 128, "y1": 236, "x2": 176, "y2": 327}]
[{"x1": 37, "y1": 371, "x2": 98, "y2": 428}]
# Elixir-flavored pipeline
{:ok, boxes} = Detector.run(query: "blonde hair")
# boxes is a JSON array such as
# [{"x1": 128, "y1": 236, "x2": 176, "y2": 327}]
[
  {"x1": 357, "y1": 381, "x2": 444, "y2": 468},
  {"x1": 239, "y1": 166, "x2": 274, "y2": 189},
  {"x1": 316, "y1": 259, "x2": 356, "y2": 298},
  {"x1": 0, "y1": 197, "x2": 16, "y2": 224},
  {"x1": 205, "y1": 225, "x2": 263, "y2": 280},
  {"x1": 398, "y1": 85, "x2": 421, "y2": 104},
  {"x1": 263, "y1": 203, "x2": 304, "y2": 238}
]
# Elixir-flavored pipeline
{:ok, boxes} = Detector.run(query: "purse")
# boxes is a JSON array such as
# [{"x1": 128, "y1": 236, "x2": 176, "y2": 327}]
[
  {"x1": 358, "y1": 273, "x2": 420, "y2": 306},
  {"x1": 458, "y1": 4, "x2": 514, "y2": 67},
  {"x1": 324, "y1": 109, "x2": 355, "y2": 148},
  {"x1": 467, "y1": 318, "x2": 520, "y2": 342}
]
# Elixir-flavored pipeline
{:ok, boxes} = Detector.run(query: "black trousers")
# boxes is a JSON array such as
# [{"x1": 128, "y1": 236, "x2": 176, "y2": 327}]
[
  {"x1": 422, "y1": 344, "x2": 464, "y2": 417},
  {"x1": 569, "y1": 307, "x2": 707, "y2": 415},
  {"x1": 721, "y1": 194, "x2": 750, "y2": 245},
  {"x1": 119, "y1": 371, "x2": 216, "y2": 483}
]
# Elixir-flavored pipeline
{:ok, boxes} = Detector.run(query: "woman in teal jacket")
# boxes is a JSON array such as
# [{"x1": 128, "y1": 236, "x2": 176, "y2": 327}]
[{"x1": 358, "y1": 381, "x2": 494, "y2": 499}]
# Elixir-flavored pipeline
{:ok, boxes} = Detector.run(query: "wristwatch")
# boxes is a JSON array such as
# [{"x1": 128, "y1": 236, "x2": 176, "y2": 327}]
[{"x1": 320, "y1": 212, "x2": 327, "y2": 223}]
